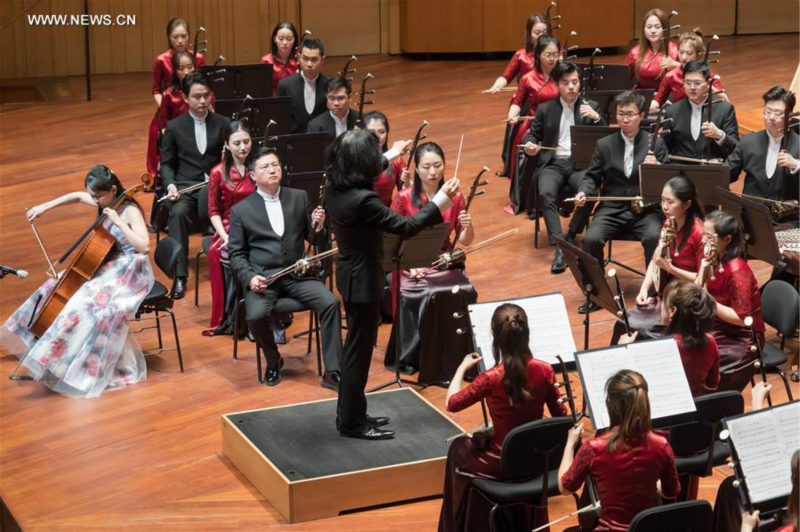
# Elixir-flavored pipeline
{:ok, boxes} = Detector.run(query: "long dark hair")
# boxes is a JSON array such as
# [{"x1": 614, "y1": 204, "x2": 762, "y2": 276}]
[
  {"x1": 663, "y1": 281, "x2": 716, "y2": 348},
  {"x1": 84, "y1": 164, "x2": 142, "y2": 215},
  {"x1": 704, "y1": 210, "x2": 743, "y2": 262},
  {"x1": 169, "y1": 49, "x2": 194, "y2": 92},
  {"x1": 533, "y1": 35, "x2": 561, "y2": 75},
  {"x1": 524, "y1": 14, "x2": 547, "y2": 52},
  {"x1": 362, "y1": 110, "x2": 390, "y2": 151},
  {"x1": 787, "y1": 450, "x2": 800, "y2": 530},
  {"x1": 270, "y1": 21, "x2": 299, "y2": 58},
  {"x1": 663, "y1": 176, "x2": 704, "y2": 252},
  {"x1": 636, "y1": 8, "x2": 668, "y2": 75},
  {"x1": 411, "y1": 142, "x2": 445, "y2": 209},
  {"x1": 326, "y1": 129, "x2": 382, "y2": 192},
  {"x1": 490, "y1": 303, "x2": 533, "y2": 405},
  {"x1": 222, "y1": 121, "x2": 253, "y2": 187},
  {"x1": 166, "y1": 18, "x2": 189, "y2": 49},
  {"x1": 605, "y1": 370, "x2": 651, "y2": 452}
]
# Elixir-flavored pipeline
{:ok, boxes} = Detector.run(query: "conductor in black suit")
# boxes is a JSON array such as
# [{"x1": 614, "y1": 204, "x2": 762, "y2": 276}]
[
  {"x1": 277, "y1": 37, "x2": 329, "y2": 133},
  {"x1": 326, "y1": 129, "x2": 461, "y2": 440},
  {"x1": 726, "y1": 85, "x2": 800, "y2": 201},
  {"x1": 307, "y1": 77, "x2": 358, "y2": 138},
  {"x1": 228, "y1": 147, "x2": 343, "y2": 388},
  {"x1": 663, "y1": 60, "x2": 739, "y2": 162},
  {"x1": 521, "y1": 61, "x2": 606, "y2": 273},
  {"x1": 161, "y1": 72, "x2": 231, "y2": 298},
  {"x1": 573, "y1": 91, "x2": 668, "y2": 312}
]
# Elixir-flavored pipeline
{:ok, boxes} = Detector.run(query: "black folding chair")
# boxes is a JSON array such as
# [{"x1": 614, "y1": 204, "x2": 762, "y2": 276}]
[
  {"x1": 758, "y1": 280, "x2": 798, "y2": 400},
  {"x1": 628, "y1": 500, "x2": 713, "y2": 532}
]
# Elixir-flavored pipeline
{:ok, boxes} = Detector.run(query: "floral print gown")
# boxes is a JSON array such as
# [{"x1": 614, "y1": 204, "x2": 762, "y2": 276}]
[{"x1": 1, "y1": 216, "x2": 155, "y2": 397}]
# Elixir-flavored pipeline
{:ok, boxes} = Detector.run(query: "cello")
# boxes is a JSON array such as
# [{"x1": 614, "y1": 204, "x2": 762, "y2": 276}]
[{"x1": 29, "y1": 183, "x2": 145, "y2": 337}]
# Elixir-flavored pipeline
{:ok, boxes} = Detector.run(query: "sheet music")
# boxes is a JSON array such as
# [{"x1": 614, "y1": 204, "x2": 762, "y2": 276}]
[
  {"x1": 468, "y1": 293, "x2": 577, "y2": 368},
  {"x1": 726, "y1": 402, "x2": 800, "y2": 504},
  {"x1": 575, "y1": 338, "x2": 696, "y2": 430}
]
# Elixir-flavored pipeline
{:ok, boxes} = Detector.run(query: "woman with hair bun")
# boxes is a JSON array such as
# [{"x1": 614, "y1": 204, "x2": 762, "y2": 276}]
[{"x1": 438, "y1": 303, "x2": 567, "y2": 532}]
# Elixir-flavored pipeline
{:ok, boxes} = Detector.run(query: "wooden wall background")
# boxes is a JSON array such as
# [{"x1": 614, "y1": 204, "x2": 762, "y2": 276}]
[{"x1": 0, "y1": 0, "x2": 797, "y2": 80}]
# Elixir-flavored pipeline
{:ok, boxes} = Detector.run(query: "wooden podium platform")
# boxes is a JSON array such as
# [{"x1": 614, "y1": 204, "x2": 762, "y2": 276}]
[{"x1": 221, "y1": 388, "x2": 463, "y2": 523}]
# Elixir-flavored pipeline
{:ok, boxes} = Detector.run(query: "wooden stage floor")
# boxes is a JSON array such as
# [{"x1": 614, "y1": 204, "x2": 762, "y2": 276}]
[{"x1": 1, "y1": 34, "x2": 798, "y2": 531}]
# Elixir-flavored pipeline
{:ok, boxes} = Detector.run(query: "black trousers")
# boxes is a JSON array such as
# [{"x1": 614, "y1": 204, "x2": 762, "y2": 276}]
[
  {"x1": 583, "y1": 207, "x2": 662, "y2": 266},
  {"x1": 337, "y1": 299, "x2": 381, "y2": 432},
  {"x1": 245, "y1": 276, "x2": 342, "y2": 372},
  {"x1": 538, "y1": 158, "x2": 591, "y2": 245},
  {"x1": 166, "y1": 186, "x2": 209, "y2": 277}
]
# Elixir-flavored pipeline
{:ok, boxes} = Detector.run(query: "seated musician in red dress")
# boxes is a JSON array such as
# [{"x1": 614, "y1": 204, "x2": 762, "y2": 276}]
[
  {"x1": 204, "y1": 121, "x2": 255, "y2": 336},
  {"x1": 363, "y1": 110, "x2": 409, "y2": 206},
  {"x1": 625, "y1": 8, "x2": 679, "y2": 90},
  {"x1": 651, "y1": 29, "x2": 726, "y2": 112},
  {"x1": 700, "y1": 210, "x2": 765, "y2": 392},
  {"x1": 147, "y1": 18, "x2": 205, "y2": 178},
  {"x1": 438, "y1": 303, "x2": 566, "y2": 532},
  {"x1": 385, "y1": 142, "x2": 475, "y2": 381},
  {"x1": 505, "y1": 34, "x2": 561, "y2": 215},
  {"x1": 260, "y1": 22, "x2": 300, "y2": 97},
  {"x1": 559, "y1": 370, "x2": 681, "y2": 532}
]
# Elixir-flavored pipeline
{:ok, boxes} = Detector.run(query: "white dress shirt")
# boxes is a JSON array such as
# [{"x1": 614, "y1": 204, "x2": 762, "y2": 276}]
[
  {"x1": 190, "y1": 110, "x2": 208, "y2": 155},
  {"x1": 331, "y1": 109, "x2": 349, "y2": 137},
  {"x1": 689, "y1": 99, "x2": 725, "y2": 145},
  {"x1": 621, "y1": 131, "x2": 636, "y2": 178},
  {"x1": 766, "y1": 131, "x2": 781, "y2": 179},
  {"x1": 301, "y1": 72, "x2": 318, "y2": 115},
  {"x1": 556, "y1": 98, "x2": 576, "y2": 158},
  {"x1": 256, "y1": 187, "x2": 284, "y2": 237}
]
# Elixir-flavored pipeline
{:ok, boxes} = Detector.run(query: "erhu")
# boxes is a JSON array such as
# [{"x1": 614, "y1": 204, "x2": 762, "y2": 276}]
[
  {"x1": 563, "y1": 30, "x2": 579, "y2": 61},
  {"x1": 339, "y1": 55, "x2": 357, "y2": 81},
  {"x1": 745, "y1": 315, "x2": 771, "y2": 406},
  {"x1": 607, "y1": 269, "x2": 632, "y2": 337},
  {"x1": 405, "y1": 120, "x2": 429, "y2": 172},
  {"x1": 192, "y1": 26, "x2": 207, "y2": 63},
  {"x1": 434, "y1": 166, "x2": 490, "y2": 270},
  {"x1": 772, "y1": 93, "x2": 800, "y2": 221},
  {"x1": 545, "y1": 2, "x2": 561, "y2": 33},
  {"x1": 355, "y1": 73, "x2": 375, "y2": 128},
  {"x1": 664, "y1": 10, "x2": 680, "y2": 58}
]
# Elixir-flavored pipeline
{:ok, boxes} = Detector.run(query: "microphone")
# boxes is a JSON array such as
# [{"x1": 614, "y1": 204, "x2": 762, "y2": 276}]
[{"x1": 0, "y1": 265, "x2": 28, "y2": 278}]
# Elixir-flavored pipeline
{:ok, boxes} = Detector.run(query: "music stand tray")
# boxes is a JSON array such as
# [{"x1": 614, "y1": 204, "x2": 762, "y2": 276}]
[
  {"x1": 215, "y1": 97, "x2": 292, "y2": 138},
  {"x1": 578, "y1": 64, "x2": 632, "y2": 91},
  {"x1": 571, "y1": 125, "x2": 619, "y2": 170},
  {"x1": 639, "y1": 163, "x2": 731, "y2": 208},
  {"x1": 586, "y1": 89, "x2": 654, "y2": 125},
  {"x1": 202, "y1": 63, "x2": 274, "y2": 100},
  {"x1": 717, "y1": 187, "x2": 782, "y2": 266},
  {"x1": 266, "y1": 132, "x2": 330, "y2": 174},
  {"x1": 370, "y1": 224, "x2": 451, "y2": 391}
]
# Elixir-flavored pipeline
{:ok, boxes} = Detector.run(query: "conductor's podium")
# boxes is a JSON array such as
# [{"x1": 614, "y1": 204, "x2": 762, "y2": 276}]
[{"x1": 222, "y1": 388, "x2": 463, "y2": 523}]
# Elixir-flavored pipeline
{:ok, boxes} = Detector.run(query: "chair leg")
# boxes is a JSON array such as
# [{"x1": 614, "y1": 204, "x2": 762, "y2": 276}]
[
  {"x1": 306, "y1": 310, "x2": 313, "y2": 355},
  {"x1": 194, "y1": 249, "x2": 203, "y2": 308},
  {"x1": 487, "y1": 504, "x2": 501, "y2": 532},
  {"x1": 315, "y1": 312, "x2": 322, "y2": 377},
  {"x1": 166, "y1": 308, "x2": 184, "y2": 372},
  {"x1": 778, "y1": 369, "x2": 794, "y2": 401},
  {"x1": 256, "y1": 344, "x2": 263, "y2": 384},
  {"x1": 533, "y1": 177, "x2": 540, "y2": 249},
  {"x1": 155, "y1": 309, "x2": 163, "y2": 349},
  {"x1": 232, "y1": 298, "x2": 242, "y2": 360}
]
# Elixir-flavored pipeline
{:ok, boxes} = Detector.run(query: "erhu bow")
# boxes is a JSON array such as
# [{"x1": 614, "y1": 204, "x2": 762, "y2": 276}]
[
  {"x1": 355, "y1": 73, "x2": 375, "y2": 127},
  {"x1": 431, "y1": 229, "x2": 519, "y2": 270}
]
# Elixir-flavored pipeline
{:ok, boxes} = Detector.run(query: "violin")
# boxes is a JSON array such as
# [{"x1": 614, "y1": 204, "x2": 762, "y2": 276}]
[
  {"x1": 651, "y1": 216, "x2": 677, "y2": 296},
  {"x1": 355, "y1": 73, "x2": 375, "y2": 128},
  {"x1": 695, "y1": 233, "x2": 719, "y2": 288},
  {"x1": 29, "y1": 184, "x2": 145, "y2": 337}
]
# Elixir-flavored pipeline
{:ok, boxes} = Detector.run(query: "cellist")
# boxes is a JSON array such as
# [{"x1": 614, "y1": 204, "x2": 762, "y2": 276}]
[{"x1": 0, "y1": 166, "x2": 154, "y2": 398}]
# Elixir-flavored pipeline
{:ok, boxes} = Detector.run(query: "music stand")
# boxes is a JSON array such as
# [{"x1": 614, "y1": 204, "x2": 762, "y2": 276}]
[
  {"x1": 265, "y1": 132, "x2": 330, "y2": 174},
  {"x1": 214, "y1": 97, "x2": 292, "y2": 138},
  {"x1": 639, "y1": 163, "x2": 731, "y2": 209},
  {"x1": 201, "y1": 64, "x2": 273, "y2": 100},
  {"x1": 369, "y1": 223, "x2": 451, "y2": 392},
  {"x1": 553, "y1": 235, "x2": 618, "y2": 351},
  {"x1": 577, "y1": 64, "x2": 632, "y2": 91},
  {"x1": 717, "y1": 187, "x2": 783, "y2": 266},
  {"x1": 570, "y1": 125, "x2": 619, "y2": 170},
  {"x1": 586, "y1": 89, "x2": 654, "y2": 124}
]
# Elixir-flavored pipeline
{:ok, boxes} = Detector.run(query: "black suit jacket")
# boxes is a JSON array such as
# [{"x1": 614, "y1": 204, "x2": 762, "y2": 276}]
[
  {"x1": 327, "y1": 187, "x2": 443, "y2": 303},
  {"x1": 522, "y1": 98, "x2": 606, "y2": 168},
  {"x1": 228, "y1": 187, "x2": 325, "y2": 288},
  {"x1": 160, "y1": 111, "x2": 230, "y2": 189},
  {"x1": 579, "y1": 129, "x2": 669, "y2": 214},
  {"x1": 663, "y1": 99, "x2": 739, "y2": 161},
  {"x1": 277, "y1": 73, "x2": 330, "y2": 133},
  {"x1": 306, "y1": 109, "x2": 358, "y2": 138},
  {"x1": 726, "y1": 130, "x2": 800, "y2": 201}
]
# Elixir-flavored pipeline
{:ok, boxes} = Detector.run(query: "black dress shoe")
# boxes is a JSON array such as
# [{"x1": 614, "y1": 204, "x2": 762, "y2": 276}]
[
  {"x1": 172, "y1": 277, "x2": 187, "y2": 299},
  {"x1": 339, "y1": 426, "x2": 395, "y2": 440},
  {"x1": 264, "y1": 358, "x2": 284, "y2": 386},
  {"x1": 551, "y1": 248, "x2": 567, "y2": 274},
  {"x1": 578, "y1": 300, "x2": 600, "y2": 314},
  {"x1": 321, "y1": 370, "x2": 341, "y2": 391},
  {"x1": 366, "y1": 415, "x2": 390, "y2": 427}
]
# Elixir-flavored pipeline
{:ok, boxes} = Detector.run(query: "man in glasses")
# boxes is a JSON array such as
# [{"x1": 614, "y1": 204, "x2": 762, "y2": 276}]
[
  {"x1": 663, "y1": 60, "x2": 739, "y2": 162},
  {"x1": 726, "y1": 85, "x2": 799, "y2": 202},
  {"x1": 573, "y1": 91, "x2": 668, "y2": 312},
  {"x1": 520, "y1": 61, "x2": 606, "y2": 273},
  {"x1": 307, "y1": 77, "x2": 358, "y2": 138}
]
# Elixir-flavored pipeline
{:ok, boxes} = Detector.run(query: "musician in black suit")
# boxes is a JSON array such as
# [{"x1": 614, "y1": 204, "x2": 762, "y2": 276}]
[
  {"x1": 663, "y1": 60, "x2": 739, "y2": 162},
  {"x1": 161, "y1": 72, "x2": 231, "y2": 298},
  {"x1": 307, "y1": 77, "x2": 358, "y2": 138},
  {"x1": 228, "y1": 146, "x2": 343, "y2": 388},
  {"x1": 276, "y1": 37, "x2": 329, "y2": 133},
  {"x1": 574, "y1": 91, "x2": 668, "y2": 312},
  {"x1": 521, "y1": 61, "x2": 606, "y2": 273},
  {"x1": 726, "y1": 86, "x2": 800, "y2": 201},
  {"x1": 326, "y1": 129, "x2": 460, "y2": 440}
]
